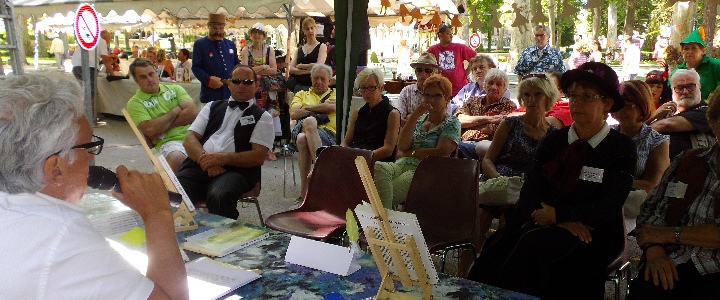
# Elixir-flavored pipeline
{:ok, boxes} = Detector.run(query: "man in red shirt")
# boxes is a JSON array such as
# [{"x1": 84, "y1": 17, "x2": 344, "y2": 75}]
[{"x1": 426, "y1": 23, "x2": 477, "y2": 96}]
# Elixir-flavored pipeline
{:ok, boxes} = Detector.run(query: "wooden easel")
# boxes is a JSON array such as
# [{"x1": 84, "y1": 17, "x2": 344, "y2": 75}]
[
  {"x1": 354, "y1": 157, "x2": 433, "y2": 300},
  {"x1": 121, "y1": 108, "x2": 198, "y2": 232}
]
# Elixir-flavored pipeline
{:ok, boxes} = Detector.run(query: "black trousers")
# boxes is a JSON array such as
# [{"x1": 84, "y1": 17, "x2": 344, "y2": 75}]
[
  {"x1": 176, "y1": 160, "x2": 252, "y2": 219},
  {"x1": 628, "y1": 262, "x2": 720, "y2": 300}
]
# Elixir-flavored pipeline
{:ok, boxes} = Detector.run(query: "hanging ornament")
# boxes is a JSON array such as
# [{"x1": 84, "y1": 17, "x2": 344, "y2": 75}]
[
  {"x1": 451, "y1": 14, "x2": 463, "y2": 35},
  {"x1": 380, "y1": 0, "x2": 392, "y2": 15},
  {"x1": 510, "y1": 3, "x2": 528, "y2": 30},
  {"x1": 559, "y1": 0, "x2": 579, "y2": 20},
  {"x1": 469, "y1": 6, "x2": 483, "y2": 32},
  {"x1": 587, "y1": 0, "x2": 603, "y2": 9},
  {"x1": 532, "y1": 0, "x2": 548, "y2": 24}
]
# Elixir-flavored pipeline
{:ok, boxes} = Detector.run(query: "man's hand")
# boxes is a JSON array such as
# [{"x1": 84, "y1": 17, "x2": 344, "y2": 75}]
[
  {"x1": 644, "y1": 246, "x2": 679, "y2": 290},
  {"x1": 208, "y1": 76, "x2": 223, "y2": 89},
  {"x1": 653, "y1": 102, "x2": 677, "y2": 121},
  {"x1": 531, "y1": 202, "x2": 557, "y2": 226},
  {"x1": 112, "y1": 165, "x2": 171, "y2": 220},
  {"x1": 557, "y1": 222, "x2": 594, "y2": 243},
  {"x1": 197, "y1": 152, "x2": 225, "y2": 170},
  {"x1": 635, "y1": 224, "x2": 673, "y2": 248},
  {"x1": 206, "y1": 165, "x2": 226, "y2": 177}
]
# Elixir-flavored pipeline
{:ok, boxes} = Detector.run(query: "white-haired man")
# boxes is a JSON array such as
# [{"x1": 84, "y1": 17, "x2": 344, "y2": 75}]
[
  {"x1": 649, "y1": 69, "x2": 715, "y2": 158},
  {"x1": 0, "y1": 73, "x2": 188, "y2": 299},
  {"x1": 514, "y1": 25, "x2": 566, "y2": 77}
]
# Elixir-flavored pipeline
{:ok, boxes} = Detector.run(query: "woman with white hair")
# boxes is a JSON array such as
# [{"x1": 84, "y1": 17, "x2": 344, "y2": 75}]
[
  {"x1": 342, "y1": 68, "x2": 400, "y2": 162},
  {"x1": 455, "y1": 68, "x2": 517, "y2": 160}
]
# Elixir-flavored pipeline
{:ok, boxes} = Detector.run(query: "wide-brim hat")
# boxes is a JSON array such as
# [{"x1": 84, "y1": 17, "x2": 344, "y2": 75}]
[
  {"x1": 560, "y1": 62, "x2": 624, "y2": 112},
  {"x1": 208, "y1": 13, "x2": 226, "y2": 25},
  {"x1": 410, "y1": 52, "x2": 439, "y2": 69},
  {"x1": 250, "y1": 22, "x2": 266, "y2": 34},
  {"x1": 680, "y1": 27, "x2": 707, "y2": 48}
]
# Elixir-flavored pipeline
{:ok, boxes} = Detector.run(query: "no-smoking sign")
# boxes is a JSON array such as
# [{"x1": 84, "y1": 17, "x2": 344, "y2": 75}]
[
  {"x1": 470, "y1": 33, "x2": 481, "y2": 49},
  {"x1": 74, "y1": 3, "x2": 100, "y2": 50}
]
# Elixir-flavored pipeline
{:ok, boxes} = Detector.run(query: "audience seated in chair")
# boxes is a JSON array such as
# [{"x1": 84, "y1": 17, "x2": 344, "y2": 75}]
[
  {"x1": 397, "y1": 52, "x2": 440, "y2": 127},
  {"x1": 468, "y1": 62, "x2": 636, "y2": 299},
  {"x1": 126, "y1": 58, "x2": 198, "y2": 171},
  {"x1": 627, "y1": 86, "x2": 720, "y2": 299},
  {"x1": 448, "y1": 55, "x2": 510, "y2": 116},
  {"x1": 290, "y1": 64, "x2": 337, "y2": 204},
  {"x1": 176, "y1": 65, "x2": 274, "y2": 219},
  {"x1": 455, "y1": 68, "x2": 516, "y2": 160},
  {"x1": 342, "y1": 67, "x2": 400, "y2": 162},
  {"x1": 373, "y1": 74, "x2": 460, "y2": 209}
]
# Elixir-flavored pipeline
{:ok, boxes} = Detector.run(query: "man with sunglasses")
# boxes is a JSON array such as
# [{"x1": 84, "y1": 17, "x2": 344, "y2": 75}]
[
  {"x1": 514, "y1": 25, "x2": 566, "y2": 78},
  {"x1": 649, "y1": 69, "x2": 714, "y2": 158},
  {"x1": 426, "y1": 23, "x2": 477, "y2": 96},
  {"x1": 177, "y1": 65, "x2": 274, "y2": 219},
  {"x1": 0, "y1": 74, "x2": 188, "y2": 299},
  {"x1": 126, "y1": 58, "x2": 198, "y2": 172},
  {"x1": 192, "y1": 13, "x2": 241, "y2": 103},
  {"x1": 398, "y1": 52, "x2": 440, "y2": 126}
]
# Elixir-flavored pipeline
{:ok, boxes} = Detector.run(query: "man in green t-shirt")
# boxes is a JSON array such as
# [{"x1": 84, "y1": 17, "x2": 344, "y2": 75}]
[{"x1": 127, "y1": 58, "x2": 198, "y2": 171}]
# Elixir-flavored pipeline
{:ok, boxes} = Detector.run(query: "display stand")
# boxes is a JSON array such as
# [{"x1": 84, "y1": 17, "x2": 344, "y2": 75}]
[
  {"x1": 354, "y1": 157, "x2": 433, "y2": 300},
  {"x1": 121, "y1": 108, "x2": 198, "y2": 231}
]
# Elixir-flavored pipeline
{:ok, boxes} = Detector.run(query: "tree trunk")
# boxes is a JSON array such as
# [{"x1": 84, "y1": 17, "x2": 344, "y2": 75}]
[
  {"x1": 670, "y1": 1, "x2": 697, "y2": 46},
  {"x1": 510, "y1": 0, "x2": 533, "y2": 72},
  {"x1": 549, "y1": 0, "x2": 556, "y2": 46},
  {"x1": 592, "y1": 7, "x2": 601, "y2": 40},
  {"x1": 608, "y1": 4, "x2": 618, "y2": 49},
  {"x1": 623, "y1": 0, "x2": 637, "y2": 37},
  {"x1": 702, "y1": 3, "x2": 717, "y2": 57}
]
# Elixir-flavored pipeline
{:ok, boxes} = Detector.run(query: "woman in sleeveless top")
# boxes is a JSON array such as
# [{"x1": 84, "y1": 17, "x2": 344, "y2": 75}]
[
  {"x1": 343, "y1": 68, "x2": 400, "y2": 162},
  {"x1": 289, "y1": 17, "x2": 327, "y2": 93}
]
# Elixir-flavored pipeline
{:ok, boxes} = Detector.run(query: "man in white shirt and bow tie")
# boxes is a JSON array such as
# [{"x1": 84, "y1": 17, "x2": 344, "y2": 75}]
[{"x1": 177, "y1": 65, "x2": 274, "y2": 219}]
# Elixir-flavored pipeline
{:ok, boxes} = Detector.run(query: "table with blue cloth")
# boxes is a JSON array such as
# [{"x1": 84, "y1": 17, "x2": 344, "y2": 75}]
[{"x1": 80, "y1": 193, "x2": 537, "y2": 299}]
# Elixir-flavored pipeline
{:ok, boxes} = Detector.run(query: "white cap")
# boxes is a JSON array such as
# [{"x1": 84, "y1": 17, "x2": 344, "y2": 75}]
[{"x1": 251, "y1": 22, "x2": 266, "y2": 33}]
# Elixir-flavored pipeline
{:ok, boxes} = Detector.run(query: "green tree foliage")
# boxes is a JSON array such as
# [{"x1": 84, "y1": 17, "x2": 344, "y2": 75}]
[
  {"x1": 468, "y1": 0, "x2": 505, "y2": 50},
  {"x1": 642, "y1": 0, "x2": 673, "y2": 52}
]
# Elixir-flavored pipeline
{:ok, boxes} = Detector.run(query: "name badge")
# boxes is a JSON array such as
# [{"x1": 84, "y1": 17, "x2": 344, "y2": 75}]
[
  {"x1": 579, "y1": 166, "x2": 604, "y2": 183},
  {"x1": 240, "y1": 115, "x2": 256, "y2": 126},
  {"x1": 664, "y1": 182, "x2": 688, "y2": 198}
]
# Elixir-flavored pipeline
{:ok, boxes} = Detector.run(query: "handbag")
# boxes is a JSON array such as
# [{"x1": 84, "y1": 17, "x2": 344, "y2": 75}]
[{"x1": 477, "y1": 176, "x2": 523, "y2": 206}]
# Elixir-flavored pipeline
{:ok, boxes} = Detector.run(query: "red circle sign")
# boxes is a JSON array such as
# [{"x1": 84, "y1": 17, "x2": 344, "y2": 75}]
[
  {"x1": 469, "y1": 33, "x2": 481, "y2": 48},
  {"x1": 74, "y1": 4, "x2": 100, "y2": 51}
]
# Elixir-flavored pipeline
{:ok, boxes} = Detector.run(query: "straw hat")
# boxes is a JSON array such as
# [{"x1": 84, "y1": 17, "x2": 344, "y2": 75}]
[
  {"x1": 410, "y1": 52, "x2": 439, "y2": 69},
  {"x1": 207, "y1": 13, "x2": 226, "y2": 25}
]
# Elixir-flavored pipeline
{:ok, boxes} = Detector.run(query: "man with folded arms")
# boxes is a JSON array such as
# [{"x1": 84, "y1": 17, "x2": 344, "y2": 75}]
[
  {"x1": 0, "y1": 73, "x2": 188, "y2": 299},
  {"x1": 127, "y1": 58, "x2": 198, "y2": 172},
  {"x1": 177, "y1": 65, "x2": 274, "y2": 219}
]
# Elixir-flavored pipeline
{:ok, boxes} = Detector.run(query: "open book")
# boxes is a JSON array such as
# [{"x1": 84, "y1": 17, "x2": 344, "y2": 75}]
[
  {"x1": 183, "y1": 223, "x2": 268, "y2": 257},
  {"x1": 186, "y1": 257, "x2": 261, "y2": 300}
]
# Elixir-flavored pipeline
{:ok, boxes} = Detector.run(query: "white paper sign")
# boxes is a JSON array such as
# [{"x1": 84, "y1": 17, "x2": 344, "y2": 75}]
[
  {"x1": 284, "y1": 236, "x2": 360, "y2": 276},
  {"x1": 665, "y1": 181, "x2": 688, "y2": 198},
  {"x1": 579, "y1": 166, "x2": 604, "y2": 183}
]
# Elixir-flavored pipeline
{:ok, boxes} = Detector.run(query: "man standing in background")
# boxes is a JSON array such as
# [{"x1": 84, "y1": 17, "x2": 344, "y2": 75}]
[{"x1": 192, "y1": 13, "x2": 241, "y2": 103}]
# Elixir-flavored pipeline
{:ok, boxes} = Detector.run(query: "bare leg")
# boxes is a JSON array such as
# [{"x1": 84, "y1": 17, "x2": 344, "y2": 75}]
[
  {"x1": 301, "y1": 117, "x2": 323, "y2": 164},
  {"x1": 297, "y1": 133, "x2": 311, "y2": 197},
  {"x1": 474, "y1": 140, "x2": 492, "y2": 160},
  {"x1": 166, "y1": 151, "x2": 187, "y2": 173}
]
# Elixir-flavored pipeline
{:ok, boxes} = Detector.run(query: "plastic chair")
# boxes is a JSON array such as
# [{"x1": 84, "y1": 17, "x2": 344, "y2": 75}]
[
  {"x1": 606, "y1": 209, "x2": 631, "y2": 300},
  {"x1": 265, "y1": 146, "x2": 374, "y2": 241},
  {"x1": 403, "y1": 156, "x2": 480, "y2": 273},
  {"x1": 195, "y1": 181, "x2": 264, "y2": 226}
]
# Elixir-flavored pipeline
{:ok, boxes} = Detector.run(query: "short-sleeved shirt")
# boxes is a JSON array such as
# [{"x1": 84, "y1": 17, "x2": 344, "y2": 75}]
[
  {"x1": 448, "y1": 81, "x2": 511, "y2": 115},
  {"x1": 455, "y1": 96, "x2": 517, "y2": 141},
  {"x1": 666, "y1": 104, "x2": 714, "y2": 158},
  {"x1": 546, "y1": 100, "x2": 573, "y2": 127},
  {"x1": 126, "y1": 84, "x2": 193, "y2": 150},
  {"x1": 671, "y1": 54, "x2": 720, "y2": 103},
  {"x1": 397, "y1": 84, "x2": 423, "y2": 119},
  {"x1": 426, "y1": 43, "x2": 477, "y2": 95},
  {"x1": 0, "y1": 192, "x2": 154, "y2": 298},
  {"x1": 612, "y1": 124, "x2": 668, "y2": 178},
  {"x1": 514, "y1": 45, "x2": 566, "y2": 77},
  {"x1": 396, "y1": 113, "x2": 461, "y2": 168},
  {"x1": 189, "y1": 98, "x2": 275, "y2": 152},
  {"x1": 290, "y1": 88, "x2": 337, "y2": 134}
]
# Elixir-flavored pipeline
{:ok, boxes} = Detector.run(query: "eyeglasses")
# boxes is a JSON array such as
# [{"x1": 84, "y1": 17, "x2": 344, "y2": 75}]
[
  {"x1": 672, "y1": 84, "x2": 696, "y2": 93},
  {"x1": 53, "y1": 135, "x2": 104, "y2": 156},
  {"x1": 422, "y1": 93, "x2": 445, "y2": 99},
  {"x1": 415, "y1": 67, "x2": 434, "y2": 74},
  {"x1": 521, "y1": 73, "x2": 549, "y2": 81},
  {"x1": 567, "y1": 93, "x2": 605, "y2": 103},
  {"x1": 230, "y1": 78, "x2": 255, "y2": 85},
  {"x1": 534, "y1": 34, "x2": 547, "y2": 37},
  {"x1": 357, "y1": 86, "x2": 379, "y2": 92}
]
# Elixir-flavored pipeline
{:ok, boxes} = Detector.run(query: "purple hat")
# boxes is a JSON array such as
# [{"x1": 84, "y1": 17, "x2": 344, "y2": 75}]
[{"x1": 560, "y1": 62, "x2": 624, "y2": 112}]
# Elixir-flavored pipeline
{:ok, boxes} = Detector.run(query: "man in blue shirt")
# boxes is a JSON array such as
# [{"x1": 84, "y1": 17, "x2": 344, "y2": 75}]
[
  {"x1": 192, "y1": 13, "x2": 241, "y2": 103},
  {"x1": 514, "y1": 25, "x2": 566, "y2": 77}
]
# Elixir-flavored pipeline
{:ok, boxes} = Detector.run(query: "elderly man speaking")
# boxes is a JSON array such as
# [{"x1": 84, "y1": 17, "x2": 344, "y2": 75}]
[
  {"x1": 0, "y1": 74, "x2": 188, "y2": 299},
  {"x1": 649, "y1": 69, "x2": 715, "y2": 158},
  {"x1": 290, "y1": 64, "x2": 337, "y2": 206}
]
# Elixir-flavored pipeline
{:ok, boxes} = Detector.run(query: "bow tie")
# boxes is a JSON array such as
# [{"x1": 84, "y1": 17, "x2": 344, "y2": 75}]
[{"x1": 228, "y1": 101, "x2": 249, "y2": 110}]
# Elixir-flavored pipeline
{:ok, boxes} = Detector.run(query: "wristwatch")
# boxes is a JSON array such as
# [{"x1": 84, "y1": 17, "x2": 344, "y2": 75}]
[
  {"x1": 410, "y1": 149, "x2": 416, "y2": 157},
  {"x1": 674, "y1": 226, "x2": 683, "y2": 245}
]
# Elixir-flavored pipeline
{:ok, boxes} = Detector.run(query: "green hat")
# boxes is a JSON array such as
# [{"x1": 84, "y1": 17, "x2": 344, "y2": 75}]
[{"x1": 680, "y1": 28, "x2": 706, "y2": 48}]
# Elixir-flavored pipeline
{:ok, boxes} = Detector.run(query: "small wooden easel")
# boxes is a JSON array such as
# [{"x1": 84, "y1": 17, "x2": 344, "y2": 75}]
[
  {"x1": 121, "y1": 108, "x2": 198, "y2": 232},
  {"x1": 354, "y1": 157, "x2": 433, "y2": 300}
]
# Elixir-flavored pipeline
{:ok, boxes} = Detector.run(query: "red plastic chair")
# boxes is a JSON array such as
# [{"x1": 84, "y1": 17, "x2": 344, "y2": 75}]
[
  {"x1": 265, "y1": 146, "x2": 374, "y2": 241},
  {"x1": 403, "y1": 156, "x2": 480, "y2": 273}
]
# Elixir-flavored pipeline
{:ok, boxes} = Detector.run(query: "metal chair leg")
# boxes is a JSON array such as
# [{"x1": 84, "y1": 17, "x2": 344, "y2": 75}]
[{"x1": 238, "y1": 196, "x2": 264, "y2": 227}]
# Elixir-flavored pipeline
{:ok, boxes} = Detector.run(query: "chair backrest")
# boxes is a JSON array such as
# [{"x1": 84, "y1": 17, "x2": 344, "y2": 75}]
[
  {"x1": 404, "y1": 156, "x2": 480, "y2": 240},
  {"x1": 301, "y1": 146, "x2": 374, "y2": 217}
]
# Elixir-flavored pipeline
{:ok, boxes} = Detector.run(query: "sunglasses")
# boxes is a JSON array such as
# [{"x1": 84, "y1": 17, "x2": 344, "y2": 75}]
[
  {"x1": 230, "y1": 78, "x2": 255, "y2": 85},
  {"x1": 52, "y1": 135, "x2": 105, "y2": 157},
  {"x1": 521, "y1": 73, "x2": 549, "y2": 81},
  {"x1": 416, "y1": 67, "x2": 434, "y2": 74}
]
